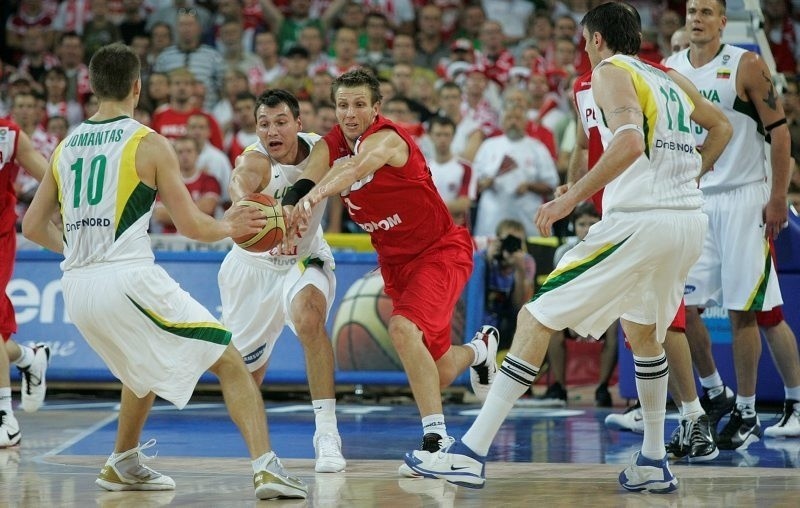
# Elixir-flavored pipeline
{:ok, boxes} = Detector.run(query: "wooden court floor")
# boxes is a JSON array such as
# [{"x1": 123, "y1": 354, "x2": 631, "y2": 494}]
[{"x1": 1, "y1": 393, "x2": 799, "y2": 507}]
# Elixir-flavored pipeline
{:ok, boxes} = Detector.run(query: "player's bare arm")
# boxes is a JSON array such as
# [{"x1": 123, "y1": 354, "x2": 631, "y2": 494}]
[
  {"x1": 281, "y1": 140, "x2": 331, "y2": 238},
  {"x1": 304, "y1": 129, "x2": 408, "y2": 209},
  {"x1": 143, "y1": 133, "x2": 265, "y2": 241},
  {"x1": 21, "y1": 163, "x2": 64, "y2": 253},
  {"x1": 229, "y1": 150, "x2": 271, "y2": 202},
  {"x1": 668, "y1": 69, "x2": 732, "y2": 175},
  {"x1": 557, "y1": 121, "x2": 589, "y2": 197},
  {"x1": 537, "y1": 64, "x2": 644, "y2": 236},
  {"x1": 15, "y1": 129, "x2": 49, "y2": 182},
  {"x1": 740, "y1": 52, "x2": 791, "y2": 238}
]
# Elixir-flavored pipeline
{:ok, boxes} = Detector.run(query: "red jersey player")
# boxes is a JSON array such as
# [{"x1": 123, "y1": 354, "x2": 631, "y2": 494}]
[
  {"x1": 0, "y1": 118, "x2": 52, "y2": 447},
  {"x1": 283, "y1": 69, "x2": 499, "y2": 472}
]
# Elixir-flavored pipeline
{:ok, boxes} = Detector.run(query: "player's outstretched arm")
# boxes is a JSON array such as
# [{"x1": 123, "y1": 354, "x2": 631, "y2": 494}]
[
  {"x1": 302, "y1": 129, "x2": 408, "y2": 209},
  {"x1": 229, "y1": 151, "x2": 271, "y2": 203},
  {"x1": 144, "y1": 133, "x2": 265, "y2": 242},
  {"x1": 668, "y1": 69, "x2": 732, "y2": 176}
]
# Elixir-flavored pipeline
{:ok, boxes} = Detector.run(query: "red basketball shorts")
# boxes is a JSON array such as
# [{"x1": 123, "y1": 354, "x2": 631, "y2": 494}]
[
  {"x1": 0, "y1": 225, "x2": 17, "y2": 340},
  {"x1": 382, "y1": 229, "x2": 474, "y2": 361}
]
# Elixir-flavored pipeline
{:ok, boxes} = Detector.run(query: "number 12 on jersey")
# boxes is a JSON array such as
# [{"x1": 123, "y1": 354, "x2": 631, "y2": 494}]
[{"x1": 658, "y1": 85, "x2": 691, "y2": 133}]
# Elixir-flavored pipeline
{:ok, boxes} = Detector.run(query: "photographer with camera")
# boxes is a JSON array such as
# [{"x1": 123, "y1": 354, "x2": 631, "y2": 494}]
[{"x1": 483, "y1": 219, "x2": 536, "y2": 353}]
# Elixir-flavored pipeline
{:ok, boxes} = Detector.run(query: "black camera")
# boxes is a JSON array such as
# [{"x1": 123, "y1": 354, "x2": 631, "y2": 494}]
[{"x1": 496, "y1": 235, "x2": 523, "y2": 260}]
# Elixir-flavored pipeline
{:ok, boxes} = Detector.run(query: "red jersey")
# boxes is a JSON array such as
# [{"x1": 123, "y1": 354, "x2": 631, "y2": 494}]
[
  {"x1": 158, "y1": 171, "x2": 221, "y2": 234},
  {"x1": 152, "y1": 107, "x2": 225, "y2": 150},
  {"x1": 322, "y1": 115, "x2": 467, "y2": 266},
  {"x1": 0, "y1": 119, "x2": 21, "y2": 232}
]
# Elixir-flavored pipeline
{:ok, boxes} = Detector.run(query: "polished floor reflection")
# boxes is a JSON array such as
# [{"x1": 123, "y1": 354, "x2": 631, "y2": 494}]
[{"x1": 1, "y1": 397, "x2": 799, "y2": 507}]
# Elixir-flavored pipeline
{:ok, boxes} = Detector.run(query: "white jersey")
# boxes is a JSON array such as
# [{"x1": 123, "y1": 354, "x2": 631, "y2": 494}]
[
  {"x1": 428, "y1": 156, "x2": 476, "y2": 203},
  {"x1": 594, "y1": 55, "x2": 703, "y2": 213},
  {"x1": 665, "y1": 45, "x2": 766, "y2": 191},
  {"x1": 53, "y1": 116, "x2": 156, "y2": 271},
  {"x1": 234, "y1": 132, "x2": 327, "y2": 266}
]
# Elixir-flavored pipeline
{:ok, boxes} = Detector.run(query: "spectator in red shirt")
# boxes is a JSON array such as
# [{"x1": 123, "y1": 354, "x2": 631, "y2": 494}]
[{"x1": 152, "y1": 67, "x2": 225, "y2": 149}]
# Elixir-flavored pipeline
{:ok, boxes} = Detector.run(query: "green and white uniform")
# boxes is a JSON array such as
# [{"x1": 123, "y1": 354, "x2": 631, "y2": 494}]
[
  {"x1": 55, "y1": 116, "x2": 229, "y2": 408},
  {"x1": 527, "y1": 55, "x2": 707, "y2": 342},
  {"x1": 665, "y1": 45, "x2": 783, "y2": 311},
  {"x1": 218, "y1": 133, "x2": 336, "y2": 372}
]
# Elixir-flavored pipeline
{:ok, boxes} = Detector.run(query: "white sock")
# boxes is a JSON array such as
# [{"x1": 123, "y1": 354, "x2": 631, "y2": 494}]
[
  {"x1": 251, "y1": 450, "x2": 276, "y2": 474},
  {"x1": 422, "y1": 414, "x2": 447, "y2": 438},
  {"x1": 681, "y1": 398, "x2": 704, "y2": 421},
  {"x1": 0, "y1": 387, "x2": 12, "y2": 414},
  {"x1": 13, "y1": 345, "x2": 34, "y2": 369},
  {"x1": 699, "y1": 371, "x2": 724, "y2": 396},
  {"x1": 785, "y1": 385, "x2": 800, "y2": 402},
  {"x1": 466, "y1": 339, "x2": 487, "y2": 367},
  {"x1": 634, "y1": 352, "x2": 668, "y2": 461},
  {"x1": 312, "y1": 398, "x2": 338, "y2": 435},
  {"x1": 462, "y1": 354, "x2": 538, "y2": 456},
  {"x1": 736, "y1": 395, "x2": 756, "y2": 416}
]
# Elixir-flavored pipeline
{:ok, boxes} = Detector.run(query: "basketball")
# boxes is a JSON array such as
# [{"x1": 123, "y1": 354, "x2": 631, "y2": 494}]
[
  {"x1": 232, "y1": 193, "x2": 285, "y2": 252},
  {"x1": 331, "y1": 271, "x2": 403, "y2": 371}
]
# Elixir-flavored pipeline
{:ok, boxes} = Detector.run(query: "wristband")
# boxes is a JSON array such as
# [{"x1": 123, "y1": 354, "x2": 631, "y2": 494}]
[
  {"x1": 282, "y1": 178, "x2": 315, "y2": 206},
  {"x1": 613, "y1": 123, "x2": 643, "y2": 136},
  {"x1": 764, "y1": 118, "x2": 787, "y2": 132}
]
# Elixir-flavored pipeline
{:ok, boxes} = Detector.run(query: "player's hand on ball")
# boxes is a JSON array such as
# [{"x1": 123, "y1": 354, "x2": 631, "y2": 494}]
[
  {"x1": 224, "y1": 203, "x2": 267, "y2": 239},
  {"x1": 231, "y1": 193, "x2": 285, "y2": 252}
]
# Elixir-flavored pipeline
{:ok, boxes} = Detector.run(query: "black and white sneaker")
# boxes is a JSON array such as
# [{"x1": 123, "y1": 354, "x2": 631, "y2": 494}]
[
  {"x1": 687, "y1": 414, "x2": 719, "y2": 462},
  {"x1": 398, "y1": 433, "x2": 445, "y2": 478},
  {"x1": 665, "y1": 419, "x2": 689, "y2": 459},
  {"x1": 605, "y1": 401, "x2": 644, "y2": 433},
  {"x1": 717, "y1": 407, "x2": 762, "y2": 451},
  {"x1": 19, "y1": 344, "x2": 50, "y2": 413},
  {"x1": 469, "y1": 326, "x2": 499, "y2": 402},
  {"x1": 700, "y1": 385, "x2": 735, "y2": 434},
  {"x1": 0, "y1": 411, "x2": 21, "y2": 448}
]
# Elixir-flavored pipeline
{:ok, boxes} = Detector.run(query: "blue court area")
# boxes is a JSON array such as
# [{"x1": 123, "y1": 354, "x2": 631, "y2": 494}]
[{"x1": 44, "y1": 400, "x2": 800, "y2": 469}]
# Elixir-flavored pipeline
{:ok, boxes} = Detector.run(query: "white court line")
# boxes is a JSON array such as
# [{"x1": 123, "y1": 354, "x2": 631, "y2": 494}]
[
  {"x1": 41, "y1": 402, "x2": 120, "y2": 411},
  {"x1": 40, "y1": 413, "x2": 121, "y2": 459}
]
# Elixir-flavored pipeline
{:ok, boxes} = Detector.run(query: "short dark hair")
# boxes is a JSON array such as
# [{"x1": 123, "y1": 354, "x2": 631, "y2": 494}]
[
  {"x1": 427, "y1": 114, "x2": 456, "y2": 132},
  {"x1": 331, "y1": 69, "x2": 382, "y2": 105},
  {"x1": 58, "y1": 31, "x2": 82, "y2": 45},
  {"x1": 89, "y1": 43, "x2": 140, "y2": 101},
  {"x1": 573, "y1": 201, "x2": 600, "y2": 222},
  {"x1": 254, "y1": 89, "x2": 300, "y2": 120},
  {"x1": 438, "y1": 81, "x2": 462, "y2": 95},
  {"x1": 581, "y1": 2, "x2": 641, "y2": 56}
]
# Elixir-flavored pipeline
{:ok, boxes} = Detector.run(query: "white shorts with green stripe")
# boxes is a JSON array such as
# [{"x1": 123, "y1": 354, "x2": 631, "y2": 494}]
[
  {"x1": 63, "y1": 262, "x2": 229, "y2": 409},
  {"x1": 684, "y1": 182, "x2": 783, "y2": 311},
  {"x1": 527, "y1": 209, "x2": 707, "y2": 343}
]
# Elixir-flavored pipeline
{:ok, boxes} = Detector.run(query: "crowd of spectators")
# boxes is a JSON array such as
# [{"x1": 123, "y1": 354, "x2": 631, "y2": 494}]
[{"x1": 2, "y1": 0, "x2": 797, "y2": 234}]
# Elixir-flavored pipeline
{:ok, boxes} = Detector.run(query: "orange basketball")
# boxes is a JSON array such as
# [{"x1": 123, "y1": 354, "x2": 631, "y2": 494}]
[{"x1": 232, "y1": 193, "x2": 285, "y2": 252}]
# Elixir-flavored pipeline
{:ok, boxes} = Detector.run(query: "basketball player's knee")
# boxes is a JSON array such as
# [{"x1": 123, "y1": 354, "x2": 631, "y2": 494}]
[
  {"x1": 293, "y1": 314, "x2": 326, "y2": 344},
  {"x1": 387, "y1": 317, "x2": 417, "y2": 348},
  {"x1": 209, "y1": 344, "x2": 244, "y2": 376}
]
